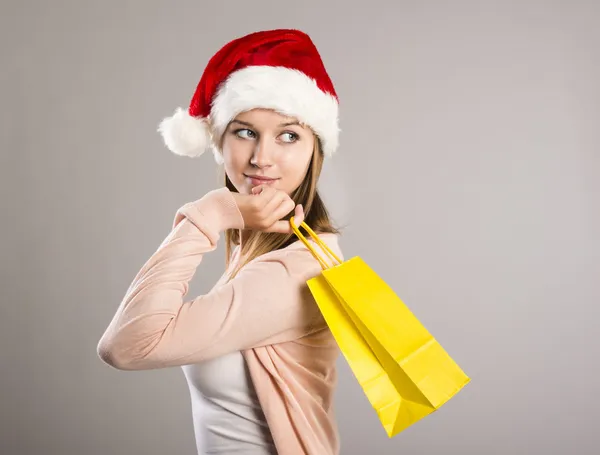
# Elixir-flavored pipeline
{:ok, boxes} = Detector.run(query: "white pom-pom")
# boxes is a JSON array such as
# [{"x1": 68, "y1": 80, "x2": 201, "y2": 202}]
[{"x1": 157, "y1": 107, "x2": 211, "y2": 158}]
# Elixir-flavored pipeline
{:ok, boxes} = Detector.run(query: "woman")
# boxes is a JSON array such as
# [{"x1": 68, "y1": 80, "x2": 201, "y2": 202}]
[{"x1": 97, "y1": 29, "x2": 344, "y2": 455}]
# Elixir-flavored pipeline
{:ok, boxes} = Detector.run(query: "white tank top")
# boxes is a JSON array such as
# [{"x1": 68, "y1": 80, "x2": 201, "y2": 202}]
[{"x1": 181, "y1": 349, "x2": 277, "y2": 455}]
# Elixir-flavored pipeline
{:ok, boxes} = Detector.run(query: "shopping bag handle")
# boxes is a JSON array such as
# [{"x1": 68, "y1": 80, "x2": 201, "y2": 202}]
[{"x1": 289, "y1": 216, "x2": 343, "y2": 270}]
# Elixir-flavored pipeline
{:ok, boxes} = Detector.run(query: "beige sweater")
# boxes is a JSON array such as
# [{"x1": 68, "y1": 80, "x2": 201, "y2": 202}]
[{"x1": 97, "y1": 187, "x2": 344, "y2": 454}]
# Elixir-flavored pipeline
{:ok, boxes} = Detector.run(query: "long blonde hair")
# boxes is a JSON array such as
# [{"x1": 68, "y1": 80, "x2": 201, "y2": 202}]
[{"x1": 222, "y1": 135, "x2": 340, "y2": 281}]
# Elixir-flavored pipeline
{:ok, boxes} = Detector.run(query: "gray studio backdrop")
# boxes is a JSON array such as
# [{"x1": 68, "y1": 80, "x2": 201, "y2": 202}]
[{"x1": 1, "y1": 1, "x2": 598, "y2": 454}]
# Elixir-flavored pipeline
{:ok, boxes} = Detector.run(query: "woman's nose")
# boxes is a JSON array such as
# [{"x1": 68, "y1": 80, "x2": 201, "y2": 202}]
[{"x1": 250, "y1": 139, "x2": 274, "y2": 167}]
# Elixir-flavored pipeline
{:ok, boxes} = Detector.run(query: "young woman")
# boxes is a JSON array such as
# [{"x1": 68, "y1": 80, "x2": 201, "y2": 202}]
[{"x1": 97, "y1": 29, "x2": 344, "y2": 455}]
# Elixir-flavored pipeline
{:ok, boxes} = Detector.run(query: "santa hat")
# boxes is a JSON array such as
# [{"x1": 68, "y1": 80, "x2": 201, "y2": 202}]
[{"x1": 157, "y1": 29, "x2": 339, "y2": 164}]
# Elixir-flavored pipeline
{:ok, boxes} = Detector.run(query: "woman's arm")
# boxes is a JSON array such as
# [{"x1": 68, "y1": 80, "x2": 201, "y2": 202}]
[{"x1": 97, "y1": 187, "x2": 327, "y2": 370}]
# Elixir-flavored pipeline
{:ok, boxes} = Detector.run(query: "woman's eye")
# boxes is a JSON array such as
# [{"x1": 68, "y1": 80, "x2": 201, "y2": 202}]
[
  {"x1": 280, "y1": 132, "x2": 298, "y2": 143},
  {"x1": 235, "y1": 129, "x2": 255, "y2": 139}
]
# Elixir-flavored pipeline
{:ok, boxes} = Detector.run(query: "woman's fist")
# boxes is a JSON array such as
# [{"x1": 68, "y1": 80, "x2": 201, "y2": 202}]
[{"x1": 230, "y1": 185, "x2": 305, "y2": 234}]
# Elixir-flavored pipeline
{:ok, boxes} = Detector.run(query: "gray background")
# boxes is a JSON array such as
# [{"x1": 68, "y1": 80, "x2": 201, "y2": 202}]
[{"x1": 1, "y1": 1, "x2": 598, "y2": 454}]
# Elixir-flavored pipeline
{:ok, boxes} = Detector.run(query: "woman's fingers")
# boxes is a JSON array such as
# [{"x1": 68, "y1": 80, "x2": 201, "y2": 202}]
[{"x1": 266, "y1": 203, "x2": 305, "y2": 234}]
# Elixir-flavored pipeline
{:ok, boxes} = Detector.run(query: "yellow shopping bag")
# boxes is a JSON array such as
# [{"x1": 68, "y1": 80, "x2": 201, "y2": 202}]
[{"x1": 290, "y1": 217, "x2": 471, "y2": 438}]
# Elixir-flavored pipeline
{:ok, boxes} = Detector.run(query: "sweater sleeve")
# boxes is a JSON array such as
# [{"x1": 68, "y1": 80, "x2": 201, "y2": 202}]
[{"x1": 97, "y1": 187, "x2": 328, "y2": 371}]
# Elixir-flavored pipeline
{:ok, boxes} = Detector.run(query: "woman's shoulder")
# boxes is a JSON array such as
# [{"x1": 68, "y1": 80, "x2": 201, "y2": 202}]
[
  {"x1": 237, "y1": 232, "x2": 343, "y2": 280},
  {"x1": 279, "y1": 231, "x2": 344, "y2": 275}
]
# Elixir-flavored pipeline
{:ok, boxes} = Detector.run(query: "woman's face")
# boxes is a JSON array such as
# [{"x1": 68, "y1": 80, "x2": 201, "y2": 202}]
[{"x1": 220, "y1": 108, "x2": 315, "y2": 195}]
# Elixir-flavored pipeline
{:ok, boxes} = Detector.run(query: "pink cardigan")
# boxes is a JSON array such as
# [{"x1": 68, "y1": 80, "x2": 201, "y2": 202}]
[{"x1": 97, "y1": 187, "x2": 344, "y2": 454}]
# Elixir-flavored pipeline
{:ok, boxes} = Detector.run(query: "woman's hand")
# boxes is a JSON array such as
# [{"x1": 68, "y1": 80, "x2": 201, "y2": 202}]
[{"x1": 230, "y1": 185, "x2": 305, "y2": 234}]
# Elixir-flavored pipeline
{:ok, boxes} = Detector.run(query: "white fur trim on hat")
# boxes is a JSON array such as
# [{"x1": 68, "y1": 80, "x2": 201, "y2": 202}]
[
  {"x1": 157, "y1": 66, "x2": 339, "y2": 162},
  {"x1": 210, "y1": 66, "x2": 340, "y2": 159}
]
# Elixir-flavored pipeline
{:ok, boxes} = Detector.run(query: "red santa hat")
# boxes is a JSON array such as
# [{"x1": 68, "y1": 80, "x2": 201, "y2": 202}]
[{"x1": 157, "y1": 29, "x2": 340, "y2": 164}]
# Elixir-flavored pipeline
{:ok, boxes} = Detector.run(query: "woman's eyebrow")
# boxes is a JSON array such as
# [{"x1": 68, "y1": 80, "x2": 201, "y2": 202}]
[{"x1": 230, "y1": 120, "x2": 254, "y2": 127}]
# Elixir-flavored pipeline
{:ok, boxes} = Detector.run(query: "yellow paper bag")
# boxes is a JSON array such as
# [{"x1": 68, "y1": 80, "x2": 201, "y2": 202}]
[{"x1": 290, "y1": 217, "x2": 471, "y2": 438}]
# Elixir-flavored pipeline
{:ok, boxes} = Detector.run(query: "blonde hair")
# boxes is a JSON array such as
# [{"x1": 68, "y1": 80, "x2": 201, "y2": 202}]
[{"x1": 221, "y1": 135, "x2": 340, "y2": 281}]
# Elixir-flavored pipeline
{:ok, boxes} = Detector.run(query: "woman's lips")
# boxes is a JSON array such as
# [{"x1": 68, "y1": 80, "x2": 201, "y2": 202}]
[{"x1": 245, "y1": 175, "x2": 279, "y2": 186}]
